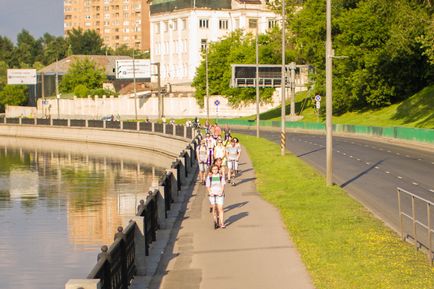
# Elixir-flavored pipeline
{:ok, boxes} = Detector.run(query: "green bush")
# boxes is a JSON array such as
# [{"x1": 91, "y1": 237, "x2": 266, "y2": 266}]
[
  {"x1": 0, "y1": 84, "x2": 28, "y2": 111},
  {"x1": 73, "y1": 84, "x2": 89, "y2": 98}
]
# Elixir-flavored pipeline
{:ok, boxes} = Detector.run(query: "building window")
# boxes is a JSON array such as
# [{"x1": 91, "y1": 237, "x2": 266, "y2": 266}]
[
  {"x1": 219, "y1": 19, "x2": 228, "y2": 30},
  {"x1": 200, "y1": 39, "x2": 208, "y2": 52},
  {"x1": 248, "y1": 18, "x2": 258, "y2": 29},
  {"x1": 235, "y1": 18, "x2": 240, "y2": 29},
  {"x1": 155, "y1": 23, "x2": 160, "y2": 34},
  {"x1": 268, "y1": 19, "x2": 277, "y2": 29},
  {"x1": 163, "y1": 21, "x2": 168, "y2": 32},
  {"x1": 199, "y1": 19, "x2": 209, "y2": 29},
  {"x1": 181, "y1": 18, "x2": 187, "y2": 30}
]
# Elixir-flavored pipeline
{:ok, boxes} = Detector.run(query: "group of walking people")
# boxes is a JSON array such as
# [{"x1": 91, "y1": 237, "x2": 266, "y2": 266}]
[{"x1": 196, "y1": 123, "x2": 241, "y2": 229}]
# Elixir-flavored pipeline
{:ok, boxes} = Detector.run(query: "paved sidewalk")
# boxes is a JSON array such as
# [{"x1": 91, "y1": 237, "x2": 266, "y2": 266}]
[{"x1": 148, "y1": 147, "x2": 315, "y2": 289}]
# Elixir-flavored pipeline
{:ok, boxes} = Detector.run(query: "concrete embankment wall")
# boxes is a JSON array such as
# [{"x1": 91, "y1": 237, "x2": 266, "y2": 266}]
[{"x1": 0, "y1": 124, "x2": 189, "y2": 158}]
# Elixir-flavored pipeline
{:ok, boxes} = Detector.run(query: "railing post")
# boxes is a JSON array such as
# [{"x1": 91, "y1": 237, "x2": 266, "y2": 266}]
[
  {"x1": 85, "y1": 119, "x2": 88, "y2": 128},
  {"x1": 50, "y1": 118, "x2": 53, "y2": 126},
  {"x1": 120, "y1": 121, "x2": 124, "y2": 130},
  {"x1": 172, "y1": 124, "x2": 176, "y2": 136},
  {"x1": 412, "y1": 196, "x2": 417, "y2": 249},
  {"x1": 155, "y1": 186, "x2": 166, "y2": 229},
  {"x1": 103, "y1": 120, "x2": 106, "y2": 129},
  {"x1": 67, "y1": 119, "x2": 71, "y2": 127},
  {"x1": 130, "y1": 216, "x2": 146, "y2": 275},
  {"x1": 19, "y1": 117, "x2": 22, "y2": 125},
  {"x1": 397, "y1": 189, "x2": 404, "y2": 240},
  {"x1": 163, "y1": 123, "x2": 166, "y2": 134},
  {"x1": 34, "y1": 117, "x2": 37, "y2": 125},
  {"x1": 167, "y1": 169, "x2": 179, "y2": 201},
  {"x1": 152, "y1": 122, "x2": 155, "y2": 132},
  {"x1": 184, "y1": 125, "x2": 187, "y2": 138},
  {"x1": 427, "y1": 203, "x2": 432, "y2": 263},
  {"x1": 136, "y1": 121, "x2": 140, "y2": 131}
]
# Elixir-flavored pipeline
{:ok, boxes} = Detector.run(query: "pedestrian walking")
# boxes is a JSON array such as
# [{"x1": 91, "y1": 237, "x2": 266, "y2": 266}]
[
  {"x1": 204, "y1": 133, "x2": 216, "y2": 166},
  {"x1": 206, "y1": 164, "x2": 226, "y2": 229},
  {"x1": 226, "y1": 138, "x2": 241, "y2": 186},
  {"x1": 197, "y1": 139, "x2": 209, "y2": 185}
]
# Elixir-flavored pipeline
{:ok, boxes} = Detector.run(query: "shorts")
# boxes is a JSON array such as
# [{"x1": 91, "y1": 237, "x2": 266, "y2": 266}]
[
  {"x1": 209, "y1": 195, "x2": 224, "y2": 205},
  {"x1": 199, "y1": 162, "x2": 208, "y2": 172},
  {"x1": 227, "y1": 160, "x2": 238, "y2": 171}
]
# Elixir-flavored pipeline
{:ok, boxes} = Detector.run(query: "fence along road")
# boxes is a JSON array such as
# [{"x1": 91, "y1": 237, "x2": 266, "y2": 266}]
[{"x1": 235, "y1": 129, "x2": 434, "y2": 249}]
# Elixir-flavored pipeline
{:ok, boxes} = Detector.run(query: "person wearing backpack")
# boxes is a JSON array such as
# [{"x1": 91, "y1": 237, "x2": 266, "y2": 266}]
[{"x1": 206, "y1": 165, "x2": 226, "y2": 229}]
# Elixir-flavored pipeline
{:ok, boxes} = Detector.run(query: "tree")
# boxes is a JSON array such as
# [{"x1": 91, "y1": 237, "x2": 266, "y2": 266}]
[
  {"x1": 59, "y1": 57, "x2": 107, "y2": 94},
  {"x1": 0, "y1": 85, "x2": 28, "y2": 111},
  {"x1": 0, "y1": 36, "x2": 16, "y2": 67},
  {"x1": 66, "y1": 28, "x2": 105, "y2": 55},
  {"x1": 0, "y1": 61, "x2": 8, "y2": 90},
  {"x1": 15, "y1": 30, "x2": 42, "y2": 68},
  {"x1": 192, "y1": 30, "x2": 283, "y2": 106},
  {"x1": 108, "y1": 44, "x2": 150, "y2": 59},
  {"x1": 40, "y1": 33, "x2": 68, "y2": 65}
]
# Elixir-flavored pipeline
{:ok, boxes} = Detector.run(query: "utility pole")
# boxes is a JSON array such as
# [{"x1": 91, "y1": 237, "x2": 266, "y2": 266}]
[
  {"x1": 55, "y1": 57, "x2": 60, "y2": 119},
  {"x1": 290, "y1": 62, "x2": 296, "y2": 117},
  {"x1": 280, "y1": 0, "x2": 286, "y2": 156},
  {"x1": 156, "y1": 63, "x2": 162, "y2": 118},
  {"x1": 205, "y1": 39, "x2": 210, "y2": 121},
  {"x1": 326, "y1": 0, "x2": 333, "y2": 185},
  {"x1": 133, "y1": 50, "x2": 138, "y2": 120},
  {"x1": 255, "y1": 21, "x2": 260, "y2": 138}
]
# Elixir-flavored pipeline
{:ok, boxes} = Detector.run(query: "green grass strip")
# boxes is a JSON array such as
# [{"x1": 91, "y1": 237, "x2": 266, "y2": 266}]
[{"x1": 238, "y1": 134, "x2": 434, "y2": 289}]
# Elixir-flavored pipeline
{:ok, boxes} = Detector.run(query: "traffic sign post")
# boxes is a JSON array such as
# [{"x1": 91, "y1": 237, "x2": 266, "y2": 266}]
[
  {"x1": 214, "y1": 100, "x2": 220, "y2": 121},
  {"x1": 7, "y1": 69, "x2": 37, "y2": 85}
]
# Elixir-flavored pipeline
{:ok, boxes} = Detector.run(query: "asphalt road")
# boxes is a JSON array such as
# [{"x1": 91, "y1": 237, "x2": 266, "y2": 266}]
[{"x1": 235, "y1": 129, "x2": 434, "y2": 246}]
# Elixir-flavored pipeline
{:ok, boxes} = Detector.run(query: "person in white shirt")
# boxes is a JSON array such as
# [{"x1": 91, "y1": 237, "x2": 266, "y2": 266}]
[{"x1": 206, "y1": 165, "x2": 226, "y2": 229}]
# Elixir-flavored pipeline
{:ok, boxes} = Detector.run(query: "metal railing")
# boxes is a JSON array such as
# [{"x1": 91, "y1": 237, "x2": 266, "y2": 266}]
[
  {"x1": 0, "y1": 116, "x2": 196, "y2": 139},
  {"x1": 137, "y1": 190, "x2": 159, "y2": 256},
  {"x1": 88, "y1": 221, "x2": 136, "y2": 289},
  {"x1": 397, "y1": 187, "x2": 433, "y2": 264}
]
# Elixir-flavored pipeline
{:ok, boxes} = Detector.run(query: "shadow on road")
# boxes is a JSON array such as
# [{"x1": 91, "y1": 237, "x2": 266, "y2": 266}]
[
  {"x1": 224, "y1": 201, "x2": 248, "y2": 212},
  {"x1": 226, "y1": 212, "x2": 249, "y2": 226},
  {"x1": 297, "y1": 147, "x2": 325, "y2": 157},
  {"x1": 340, "y1": 160, "x2": 384, "y2": 188}
]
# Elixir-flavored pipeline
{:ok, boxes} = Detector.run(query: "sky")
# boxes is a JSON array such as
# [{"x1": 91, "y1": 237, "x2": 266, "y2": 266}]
[{"x1": 0, "y1": 0, "x2": 64, "y2": 42}]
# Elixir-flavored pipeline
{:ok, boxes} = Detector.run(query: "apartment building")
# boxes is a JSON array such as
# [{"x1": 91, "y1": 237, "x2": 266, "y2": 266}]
[
  {"x1": 64, "y1": 0, "x2": 150, "y2": 51},
  {"x1": 149, "y1": 0, "x2": 280, "y2": 86}
]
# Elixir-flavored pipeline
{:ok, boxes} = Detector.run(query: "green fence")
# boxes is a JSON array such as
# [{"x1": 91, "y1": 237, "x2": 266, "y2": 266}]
[{"x1": 216, "y1": 119, "x2": 434, "y2": 145}]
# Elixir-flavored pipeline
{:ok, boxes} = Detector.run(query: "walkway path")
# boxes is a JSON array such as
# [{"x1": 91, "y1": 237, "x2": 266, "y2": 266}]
[{"x1": 147, "y1": 146, "x2": 315, "y2": 289}]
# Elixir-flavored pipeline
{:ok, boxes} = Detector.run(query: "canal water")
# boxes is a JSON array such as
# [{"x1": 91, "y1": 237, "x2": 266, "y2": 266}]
[{"x1": 0, "y1": 137, "x2": 166, "y2": 289}]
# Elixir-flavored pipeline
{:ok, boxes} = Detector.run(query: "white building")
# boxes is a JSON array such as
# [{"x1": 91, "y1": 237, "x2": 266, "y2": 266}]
[{"x1": 149, "y1": 0, "x2": 280, "y2": 88}]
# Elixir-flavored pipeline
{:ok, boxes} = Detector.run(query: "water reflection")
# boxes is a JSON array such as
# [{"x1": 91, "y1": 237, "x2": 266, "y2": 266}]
[{"x1": 0, "y1": 137, "x2": 166, "y2": 289}]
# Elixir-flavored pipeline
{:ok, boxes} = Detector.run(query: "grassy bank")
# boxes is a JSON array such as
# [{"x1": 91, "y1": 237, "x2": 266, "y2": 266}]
[{"x1": 238, "y1": 134, "x2": 433, "y2": 289}]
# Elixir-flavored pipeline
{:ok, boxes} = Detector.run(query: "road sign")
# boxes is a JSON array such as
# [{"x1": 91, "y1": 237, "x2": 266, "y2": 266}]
[
  {"x1": 316, "y1": 100, "x2": 321, "y2": 109},
  {"x1": 315, "y1": 95, "x2": 321, "y2": 102},
  {"x1": 7, "y1": 69, "x2": 37, "y2": 85},
  {"x1": 115, "y1": 59, "x2": 151, "y2": 79},
  {"x1": 214, "y1": 100, "x2": 220, "y2": 106}
]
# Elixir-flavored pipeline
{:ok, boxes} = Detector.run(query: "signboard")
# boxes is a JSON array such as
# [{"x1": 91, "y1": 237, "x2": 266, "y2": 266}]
[
  {"x1": 214, "y1": 100, "x2": 220, "y2": 106},
  {"x1": 315, "y1": 95, "x2": 321, "y2": 102},
  {"x1": 316, "y1": 101, "x2": 321, "y2": 109},
  {"x1": 7, "y1": 69, "x2": 37, "y2": 85},
  {"x1": 115, "y1": 59, "x2": 151, "y2": 79},
  {"x1": 230, "y1": 64, "x2": 311, "y2": 88}
]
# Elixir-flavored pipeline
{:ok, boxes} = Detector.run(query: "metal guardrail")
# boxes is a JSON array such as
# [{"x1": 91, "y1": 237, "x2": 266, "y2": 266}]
[
  {"x1": 216, "y1": 119, "x2": 434, "y2": 145},
  {"x1": 397, "y1": 187, "x2": 433, "y2": 264},
  {"x1": 88, "y1": 222, "x2": 136, "y2": 289},
  {"x1": 0, "y1": 117, "x2": 197, "y2": 139}
]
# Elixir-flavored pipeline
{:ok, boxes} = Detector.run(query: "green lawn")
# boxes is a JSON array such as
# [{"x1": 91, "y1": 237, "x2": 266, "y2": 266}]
[
  {"x1": 238, "y1": 133, "x2": 434, "y2": 289},
  {"x1": 240, "y1": 85, "x2": 434, "y2": 129}
]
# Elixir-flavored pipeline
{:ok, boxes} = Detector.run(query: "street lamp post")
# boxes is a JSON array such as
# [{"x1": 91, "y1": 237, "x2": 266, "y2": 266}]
[
  {"x1": 255, "y1": 21, "x2": 260, "y2": 138},
  {"x1": 205, "y1": 39, "x2": 210, "y2": 121},
  {"x1": 280, "y1": 0, "x2": 286, "y2": 156},
  {"x1": 133, "y1": 50, "x2": 138, "y2": 120},
  {"x1": 326, "y1": 0, "x2": 333, "y2": 185},
  {"x1": 55, "y1": 57, "x2": 60, "y2": 119}
]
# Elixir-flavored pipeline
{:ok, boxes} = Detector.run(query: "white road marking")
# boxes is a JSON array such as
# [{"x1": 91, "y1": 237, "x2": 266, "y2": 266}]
[
  {"x1": 405, "y1": 155, "x2": 410, "y2": 158},
  {"x1": 397, "y1": 176, "x2": 402, "y2": 179},
  {"x1": 343, "y1": 153, "x2": 347, "y2": 156},
  {"x1": 430, "y1": 189, "x2": 434, "y2": 193},
  {"x1": 412, "y1": 182, "x2": 418, "y2": 186},
  {"x1": 396, "y1": 153, "x2": 400, "y2": 155},
  {"x1": 366, "y1": 162, "x2": 371, "y2": 165},
  {"x1": 386, "y1": 171, "x2": 390, "y2": 174},
  {"x1": 350, "y1": 156, "x2": 353, "y2": 158},
  {"x1": 357, "y1": 158, "x2": 361, "y2": 161},
  {"x1": 375, "y1": 166, "x2": 380, "y2": 169},
  {"x1": 387, "y1": 150, "x2": 391, "y2": 153}
]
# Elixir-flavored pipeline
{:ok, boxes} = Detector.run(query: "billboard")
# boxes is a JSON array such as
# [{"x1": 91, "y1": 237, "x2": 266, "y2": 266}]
[
  {"x1": 7, "y1": 69, "x2": 37, "y2": 85},
  {"x1": 115, "y1": 59, "x2": 151, "y2": 79}
]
